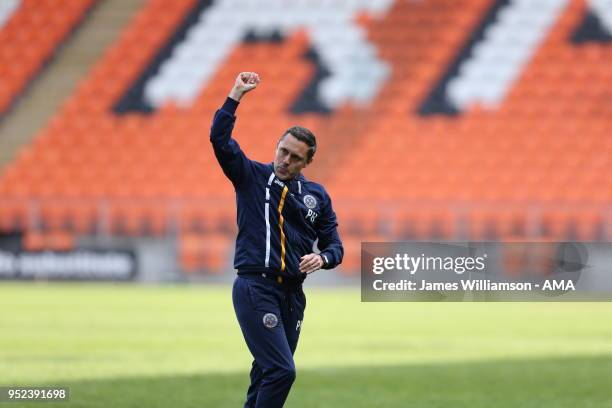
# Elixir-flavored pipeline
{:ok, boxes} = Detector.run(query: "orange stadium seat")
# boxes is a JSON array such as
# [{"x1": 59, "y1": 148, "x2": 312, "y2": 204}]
[
  {"x1": 0, "y1": 201, "x2": 28, "y2": 232},
  {"x1": 179, "y1": 232, "x2": 232, "y2": 274},
  {"x1": 23, "y1": 230, "x2": 75, "y2": 252}
]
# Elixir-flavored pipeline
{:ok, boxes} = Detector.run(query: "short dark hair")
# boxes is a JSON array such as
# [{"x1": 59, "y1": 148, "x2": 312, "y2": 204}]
[{"x1": 281, "y1": 126, "x2": 317, "y2": 163}]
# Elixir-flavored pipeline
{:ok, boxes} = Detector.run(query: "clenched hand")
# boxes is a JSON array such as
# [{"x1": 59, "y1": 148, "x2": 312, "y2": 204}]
[{"x1": 229, "y1": 72, "x2": 260, "y2": 101}]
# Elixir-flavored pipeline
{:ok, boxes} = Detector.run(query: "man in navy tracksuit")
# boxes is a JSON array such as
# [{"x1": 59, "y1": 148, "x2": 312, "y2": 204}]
[{"x1": 210, "y1": 72, "x2": 344, "y2": 408}]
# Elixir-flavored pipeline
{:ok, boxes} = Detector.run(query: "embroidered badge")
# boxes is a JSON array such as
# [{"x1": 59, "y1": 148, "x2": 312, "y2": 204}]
[
  {"x1": 303, "y1": 194, "x2": 317, "y2": 209},
  {"x1": 263, "y1": 313, "x2": 278, "y2": 329}
]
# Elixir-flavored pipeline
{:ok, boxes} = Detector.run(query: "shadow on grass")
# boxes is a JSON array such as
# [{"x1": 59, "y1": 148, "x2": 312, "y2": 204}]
[{"x1": 17, "y1": 355, "x2": 612, "y2": 408}]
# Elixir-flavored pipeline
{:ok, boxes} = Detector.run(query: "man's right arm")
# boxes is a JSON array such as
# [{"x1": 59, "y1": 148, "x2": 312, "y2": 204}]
[
  {"x1": 210, "y1": 72, "x2": 260, "y2": 187},
  {"x1": 210, "y1": 97, "x2": 250, "y2": 187}
]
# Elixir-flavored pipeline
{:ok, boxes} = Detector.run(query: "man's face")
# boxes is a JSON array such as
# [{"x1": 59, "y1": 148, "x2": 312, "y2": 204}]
[{"x1": 274, "y1": 134, "x2": 310, "y2": 180}]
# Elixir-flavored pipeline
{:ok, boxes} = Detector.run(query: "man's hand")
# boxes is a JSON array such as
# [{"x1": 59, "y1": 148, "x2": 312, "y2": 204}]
[
  {"x1": 299, "y1": 253, "x2": 324, "y2": 274},
  {"x1": 229, "y1": 72, "x2": 260, "y2": 102}
]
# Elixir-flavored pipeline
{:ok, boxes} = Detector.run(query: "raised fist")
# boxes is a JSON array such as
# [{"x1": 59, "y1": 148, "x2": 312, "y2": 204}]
[{"x1": 229, "y1": 72, "x2": 260, "y2": 101}]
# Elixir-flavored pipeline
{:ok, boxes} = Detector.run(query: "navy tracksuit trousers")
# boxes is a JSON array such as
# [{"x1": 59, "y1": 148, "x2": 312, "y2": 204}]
[{"x1": 233, "y1": 274, "x2": 306, "y2": 408}]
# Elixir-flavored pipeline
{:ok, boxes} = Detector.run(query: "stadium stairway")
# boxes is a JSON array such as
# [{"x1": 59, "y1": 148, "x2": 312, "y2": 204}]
[{"x1": 0, "y1": 0, "x2": 145, "y2": 169}]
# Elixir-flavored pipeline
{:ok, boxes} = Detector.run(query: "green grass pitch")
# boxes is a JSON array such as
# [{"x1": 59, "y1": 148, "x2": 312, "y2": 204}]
[{"x1": 1, "y1": 282, "x2": 612, "y2": 407}]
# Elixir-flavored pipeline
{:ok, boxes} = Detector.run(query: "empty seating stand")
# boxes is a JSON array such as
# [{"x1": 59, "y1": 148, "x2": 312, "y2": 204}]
[
  {"x1": 0, "y1": 0, "x2": 610, "y2": 274},
  {"x1": 0, "y1": 0, "x2": 95, "y2": 115}
]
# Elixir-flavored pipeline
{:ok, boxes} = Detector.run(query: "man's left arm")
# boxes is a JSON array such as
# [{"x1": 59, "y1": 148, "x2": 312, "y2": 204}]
[
  {"x1": 299, "y1": 191, "x2": 344, "y2": 273},
  {"x1": 315, "y1": 193, "x2": 344, "y2": 269}
]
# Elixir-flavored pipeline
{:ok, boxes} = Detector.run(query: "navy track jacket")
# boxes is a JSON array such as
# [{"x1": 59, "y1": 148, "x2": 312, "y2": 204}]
[{"x1": 210, "y1": 97, "x2": 344, "y2": 278}]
